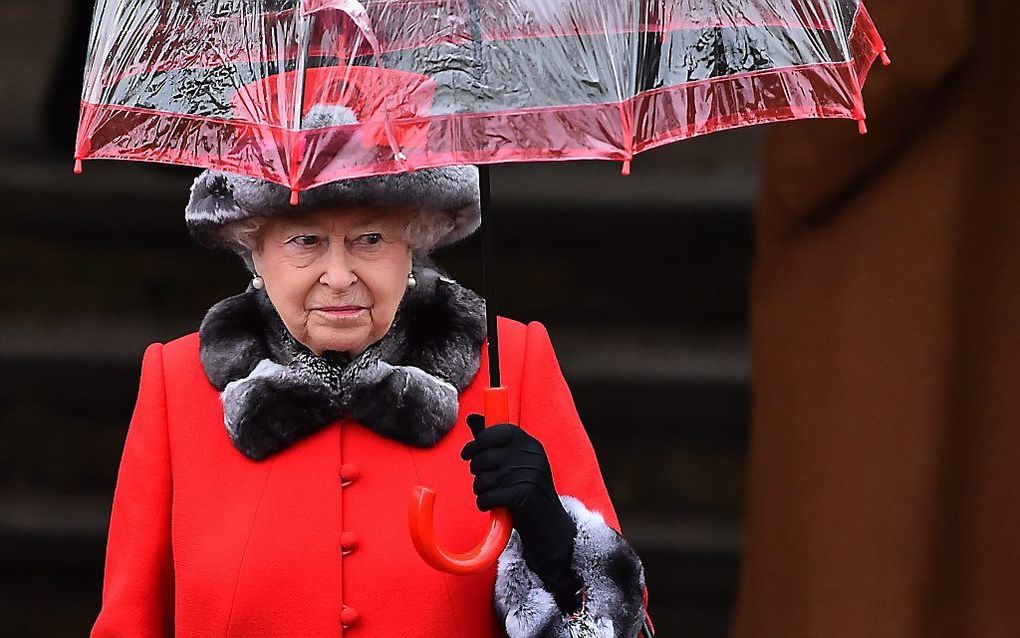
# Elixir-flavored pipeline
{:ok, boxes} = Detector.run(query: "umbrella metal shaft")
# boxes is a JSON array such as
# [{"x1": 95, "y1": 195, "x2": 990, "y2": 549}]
[{"x1": 479, "y1": 165, "x2": 501, "y2": 389}]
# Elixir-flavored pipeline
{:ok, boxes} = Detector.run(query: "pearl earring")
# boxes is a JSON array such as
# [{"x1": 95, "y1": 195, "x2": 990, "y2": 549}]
[
  {"x1": 407, "y1": 271, "x2": 417, "y2": 288},
  {"x1": 252, "y1": 275, "x2": 264, "y2": 290}
]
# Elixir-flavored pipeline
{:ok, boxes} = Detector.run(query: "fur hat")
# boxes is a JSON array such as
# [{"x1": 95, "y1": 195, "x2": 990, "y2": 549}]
[{"x1": 185, "y1": 106, "x2": 480, "y2": 254}]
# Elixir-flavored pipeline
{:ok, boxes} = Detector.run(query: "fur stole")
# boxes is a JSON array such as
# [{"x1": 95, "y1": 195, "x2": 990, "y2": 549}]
[{"x1": 197, "y1": 263, "x2": 487, "y2": 460}]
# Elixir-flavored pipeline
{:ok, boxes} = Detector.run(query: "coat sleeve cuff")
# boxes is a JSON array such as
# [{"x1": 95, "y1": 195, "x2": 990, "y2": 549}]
[{"x1": 494, "y1": 495, "x2": 646, "y2": 638}]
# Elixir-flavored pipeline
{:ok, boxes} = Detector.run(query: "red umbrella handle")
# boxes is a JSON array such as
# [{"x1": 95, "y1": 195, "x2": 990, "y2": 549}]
[{"x1": 408, "y1": 386, "x2": 513, "y2": 574}]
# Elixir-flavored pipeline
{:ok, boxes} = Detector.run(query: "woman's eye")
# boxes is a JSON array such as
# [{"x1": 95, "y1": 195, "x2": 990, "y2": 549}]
[
  {"x1": 289, "y1": 235, "x2": 319, "y2": 247},
  {"x1": 357, "y1": 233, "x2": 383, "y2": 246}
]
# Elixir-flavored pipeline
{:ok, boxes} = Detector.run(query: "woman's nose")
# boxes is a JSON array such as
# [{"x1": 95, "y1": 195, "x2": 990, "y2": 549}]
[{"x1": 319, "y1": 245, "x2": 358, "y2": 289}]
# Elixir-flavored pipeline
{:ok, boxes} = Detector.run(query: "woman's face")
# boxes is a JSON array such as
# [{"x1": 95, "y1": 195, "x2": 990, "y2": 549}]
[{"x1": 251, "y1": 207, "x2": 413, "y2": 357}]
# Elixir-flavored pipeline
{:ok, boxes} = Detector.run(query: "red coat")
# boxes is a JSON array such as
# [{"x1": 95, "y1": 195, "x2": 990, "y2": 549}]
[{"x1": 90, "y1": 318, "x2": 626, "y2": 638}]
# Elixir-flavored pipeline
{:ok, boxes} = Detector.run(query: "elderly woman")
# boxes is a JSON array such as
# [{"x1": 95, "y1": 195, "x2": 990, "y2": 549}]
[{"x1": 90, "y1": 164, "x2": 650, "y2": 638}]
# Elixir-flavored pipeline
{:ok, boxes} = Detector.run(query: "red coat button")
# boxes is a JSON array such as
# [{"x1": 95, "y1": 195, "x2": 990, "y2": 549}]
[
  {"x1": 340, "y1": 464, "x2": 361, "y2": 486},
  {"x1": 341, "y1": 606, "x2": 360, "y2": 628},
  {"x1": 340, "y1": 531, "x2": 360, "y2": 555}
]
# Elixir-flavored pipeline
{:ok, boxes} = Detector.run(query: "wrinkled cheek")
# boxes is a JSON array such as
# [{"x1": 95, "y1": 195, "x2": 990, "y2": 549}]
[{"x1": 369, "y1": 307, "x2": 398, "y2": 341}]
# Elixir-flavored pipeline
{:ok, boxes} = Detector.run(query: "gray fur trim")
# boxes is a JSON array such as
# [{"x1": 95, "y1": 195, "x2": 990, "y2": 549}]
[
  {"x1": 495, "y1": 496, "x2": 646, "y2": 638},
  {"x1": 198, "y1": 260, "x2": 486, "y2": 460},
  {"x1": 185, "y1": 164, "x2": 480, "y2": 252}
]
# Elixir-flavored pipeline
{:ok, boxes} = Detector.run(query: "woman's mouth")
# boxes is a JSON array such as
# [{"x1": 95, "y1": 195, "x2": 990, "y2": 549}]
[{"x1": 314, "y1": 306, "x2": 368, "y2": 318}]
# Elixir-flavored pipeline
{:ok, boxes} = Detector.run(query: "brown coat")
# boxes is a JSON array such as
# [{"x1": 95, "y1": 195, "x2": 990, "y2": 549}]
[{"x1": 733, "y1": 0, "x2": 1020, "y2": 636}]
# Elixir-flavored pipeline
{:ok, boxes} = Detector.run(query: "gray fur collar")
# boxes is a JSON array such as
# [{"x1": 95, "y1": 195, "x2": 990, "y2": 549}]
[
  {"x1": 198, "y1": 264, "x2": 487, "y2": 460},
  {"x1": 495, "y1": 496, "x2": 646, "y2": 638}
]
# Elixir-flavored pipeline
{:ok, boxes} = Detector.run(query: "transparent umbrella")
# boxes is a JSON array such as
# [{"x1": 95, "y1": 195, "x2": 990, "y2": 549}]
[{"x1": 75, "y1": 0, "x2": 888, "y2": 188}]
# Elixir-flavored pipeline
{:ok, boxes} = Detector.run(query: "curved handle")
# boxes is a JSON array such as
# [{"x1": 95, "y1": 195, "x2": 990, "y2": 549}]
[{"x1": 408, "y1": 387, "x2": 514, "y2": 574}]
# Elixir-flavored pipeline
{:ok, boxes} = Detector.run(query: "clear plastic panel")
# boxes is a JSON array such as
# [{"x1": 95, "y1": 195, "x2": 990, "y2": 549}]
[{"x1": 77, "y1": 0, "x2": 886, "y2": 188}]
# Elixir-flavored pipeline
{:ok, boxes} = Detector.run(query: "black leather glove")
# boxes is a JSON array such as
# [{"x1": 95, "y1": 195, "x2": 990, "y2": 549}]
[{"x1": 462, "y1": 414, "x2": 583, "y2": 614}]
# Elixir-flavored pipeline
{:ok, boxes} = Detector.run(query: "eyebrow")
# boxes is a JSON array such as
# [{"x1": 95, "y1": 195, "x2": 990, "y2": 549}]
[
  {"x1": 276, "y1": 220, "x2": 322, "y2": 234},
  {"x1": 275, "y1": 212, "x2": 404, "y2": 236}
]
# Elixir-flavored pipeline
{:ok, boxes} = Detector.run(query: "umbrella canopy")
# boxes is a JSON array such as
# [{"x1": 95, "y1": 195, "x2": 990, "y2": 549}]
[{"x1": 75, "y1": 0, "x2": 887, "y2": 188}]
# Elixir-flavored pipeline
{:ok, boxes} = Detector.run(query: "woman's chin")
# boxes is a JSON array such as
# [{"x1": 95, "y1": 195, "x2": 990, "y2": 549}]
[{"x1": 307, "y1": 329, "x2": 372, "y2": 357}]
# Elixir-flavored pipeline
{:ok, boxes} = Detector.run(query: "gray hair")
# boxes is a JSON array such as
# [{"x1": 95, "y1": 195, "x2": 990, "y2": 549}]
[{"x1": 217, "y1": 208, "x2": 456, "y2": 272}]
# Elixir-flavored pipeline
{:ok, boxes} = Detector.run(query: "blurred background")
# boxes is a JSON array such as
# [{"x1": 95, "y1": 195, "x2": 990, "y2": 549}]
[{"x1": 3, "y1": 1, "x2": 1018, "y2": 638}]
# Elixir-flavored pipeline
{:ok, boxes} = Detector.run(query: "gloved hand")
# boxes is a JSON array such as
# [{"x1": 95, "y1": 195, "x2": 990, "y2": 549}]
[{"x1": 462, "y1": 414, "x2": 584, "y2": 614}]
